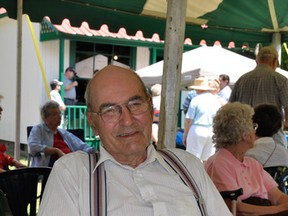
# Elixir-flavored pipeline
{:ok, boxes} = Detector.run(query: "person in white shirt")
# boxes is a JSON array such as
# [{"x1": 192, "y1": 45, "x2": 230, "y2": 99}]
[
  {"x1": 38, "y1": 65, "x2": 232, "y2": 216},
  {"x1": 49, "y1": 79, "x2": 66, "y2": 111},
  {"x1": 246, "y1": 103, "x2": 288, "y2": 168},
  {"x1": 218, "y1": 74, "x2": 232, "y2": 102}
]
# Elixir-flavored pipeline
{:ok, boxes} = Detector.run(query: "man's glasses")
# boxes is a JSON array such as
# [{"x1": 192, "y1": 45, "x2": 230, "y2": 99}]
[
  {"x1": 253, "y1": 123, "x2": 258, "y2": 131},
  {"x1": 90, "y1": 98, "x2": 151, "y2": 123}
]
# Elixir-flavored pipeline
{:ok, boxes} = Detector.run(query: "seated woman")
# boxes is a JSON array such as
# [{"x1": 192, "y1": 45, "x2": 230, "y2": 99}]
[
  {"x1": 205, "y1": 102, "x2": 288, "y2": 215},
  {"x1": 246, "y1": 104, "x2": 288, "y2": 168}
]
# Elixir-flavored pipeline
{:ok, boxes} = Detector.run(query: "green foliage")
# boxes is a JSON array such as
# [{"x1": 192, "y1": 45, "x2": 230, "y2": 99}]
[{"x1": 281, "y1": 43, "x2": 288, "y2": 71}]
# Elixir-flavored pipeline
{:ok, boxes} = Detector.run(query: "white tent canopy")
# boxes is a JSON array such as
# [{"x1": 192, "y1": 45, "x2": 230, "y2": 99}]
[
  {"x1": 137, "y1": 46, "x2": 288, "y2": 88},
  {"x1": 137, "y1": 46, "x2": 259, "y2": 87}
]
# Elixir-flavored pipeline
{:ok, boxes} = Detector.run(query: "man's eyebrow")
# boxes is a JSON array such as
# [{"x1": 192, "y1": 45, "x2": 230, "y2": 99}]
[
  {"x1": 98, "y1": 95, "x2": 145, "y2": 111},
  {"x1": 98, "y1": 103, "x2": 116, "y2": 111},
  {"x1": 128, "y1": 95, "x2": 144, "y2": 101}
]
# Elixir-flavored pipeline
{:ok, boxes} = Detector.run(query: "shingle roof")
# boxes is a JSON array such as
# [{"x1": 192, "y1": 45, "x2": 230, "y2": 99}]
[{"x1": 0, "y1": 8, "x2": 239, "y2": 48}]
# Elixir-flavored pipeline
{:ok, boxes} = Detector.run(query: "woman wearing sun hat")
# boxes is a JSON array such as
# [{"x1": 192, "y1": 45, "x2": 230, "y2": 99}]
[{"x1": 184, "y1": 77, "x2": 221, "y2": 162}]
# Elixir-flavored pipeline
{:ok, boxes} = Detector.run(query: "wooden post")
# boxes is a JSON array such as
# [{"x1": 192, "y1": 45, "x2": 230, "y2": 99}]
[
  {"x1": 14, "y1": 0, "x2": 23, "y2": 160},
  {"x1": 158, "y1": 0, "x2": 187, "y2": 149}
]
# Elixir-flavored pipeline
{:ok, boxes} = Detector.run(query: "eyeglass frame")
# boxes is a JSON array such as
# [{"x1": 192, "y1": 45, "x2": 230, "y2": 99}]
[
  {"x1": 252, "y1": 123, "x2": 258, "y2": 131},
  {"x1": 88, "y1": 96, "x2": 152, "y2": 123}
]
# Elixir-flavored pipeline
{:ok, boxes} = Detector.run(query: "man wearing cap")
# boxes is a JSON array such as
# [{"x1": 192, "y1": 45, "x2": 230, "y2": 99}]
[
  {"x1": 230, "y1": 45, "x2": 288, "y2": 147},
  {"x1": 184, "y1": 77, "x2": 221, "y2": 162},
  {"x1": 64, "y1": 67, "x2": 78, "y2": 106},
  {"x1": 50, "y1": 79, "x2": 66, "y2": 111}
]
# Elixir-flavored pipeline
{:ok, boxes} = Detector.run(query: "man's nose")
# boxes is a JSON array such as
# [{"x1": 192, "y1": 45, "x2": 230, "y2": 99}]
[{"x1": 119, "y1": 106, "x2": 134, "y2": 125}]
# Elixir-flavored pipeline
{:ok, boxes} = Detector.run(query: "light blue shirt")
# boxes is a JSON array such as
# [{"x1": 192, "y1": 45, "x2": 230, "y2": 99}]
[
  {"x1": 182, "y1": 90, "x2": 198, "y2": 113},
  {"x1": 64, "y1": 76, "x2": 76, "y2": 99},
  {"x1": 28, "y1": 123, "x2": 95, "y2": 167},
  {"x1": 186, "y1": 92, "x2": 221, "y2": 126},
  {"x1": 218, "y1": 85, "x2": 232, "y2": 101}
]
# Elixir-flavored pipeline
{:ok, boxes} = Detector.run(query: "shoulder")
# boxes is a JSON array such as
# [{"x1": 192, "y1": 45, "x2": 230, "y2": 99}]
[
  {"x1": 162, "y1": 148, "x2": 204, "y2": 172},
  {"x1": 54, "y1": 151, "x2": 90, "y2": 171},
  {"x1": 244, "y1": 155, "x2": 263, "y2": 168},
  {"x1": 274, "y1": 71, "x2": 288, "y2": 82},
  {"x1": 31, "y1": 123, "x2": 47, "y2": 133}
]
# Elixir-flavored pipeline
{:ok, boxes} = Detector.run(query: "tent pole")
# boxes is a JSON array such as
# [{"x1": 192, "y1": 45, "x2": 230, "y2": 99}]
[
  {"x1": 15, "y1": 0, "x2": 23, "y2": 160},
  {"x1": 272, "y1": 32, "x2": 281, "y2": 64},
  {"x1": 158, "y1": 0, "x2": 187, "y2": 149}
]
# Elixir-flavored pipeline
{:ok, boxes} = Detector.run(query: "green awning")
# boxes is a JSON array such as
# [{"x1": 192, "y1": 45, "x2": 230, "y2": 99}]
[{"x1": 1, "y1": 0, "x2": 288, "y2": 47}]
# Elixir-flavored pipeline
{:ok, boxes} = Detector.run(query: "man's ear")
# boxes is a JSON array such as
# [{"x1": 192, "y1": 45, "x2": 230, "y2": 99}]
[{"x1": 86, "y1": 112, "x2": 99, "y2": 135}]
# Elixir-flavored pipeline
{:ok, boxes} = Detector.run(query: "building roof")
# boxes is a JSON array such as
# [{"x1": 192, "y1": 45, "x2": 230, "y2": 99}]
[{"x1": 0, "y1": 8, "x2": 244, "y2": 49}]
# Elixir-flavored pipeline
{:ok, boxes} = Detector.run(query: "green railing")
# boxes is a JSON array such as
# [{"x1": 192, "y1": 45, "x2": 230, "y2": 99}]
[{"x1": 63, "y1": 105, "x2": 100, "y2": 149}]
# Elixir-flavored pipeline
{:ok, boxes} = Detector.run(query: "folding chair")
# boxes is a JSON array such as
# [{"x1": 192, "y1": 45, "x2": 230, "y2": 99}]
[
  {"x1": 0, "y1": 167, "x2": 51, "y2": 216},
  {"x1": 67, "y1": 128, "x2": 85, "y2": 142},
  {"x1": 220, "y1": 188, "x2": 243, "y2": 216},
  {"x1": 26, "y1": 126, "x2": 34, "y2": 166},
  {"x1": 264, "y1": 166, "x2": 288, "y2": 194}
]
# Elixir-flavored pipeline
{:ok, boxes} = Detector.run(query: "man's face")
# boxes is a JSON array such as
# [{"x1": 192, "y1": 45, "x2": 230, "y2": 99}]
[
  {"x1": 219, "y1": 78, "x2": 228, "y2": 89},
  {"x1": 87, "y1": 67, "x2": 153, "y2": 160},
  {"x1": 65, "y1": 70, "x2": 75, "y2": 80},
  {"x1": 44, "y1": 107, "x2": 62, "y2": 129}
]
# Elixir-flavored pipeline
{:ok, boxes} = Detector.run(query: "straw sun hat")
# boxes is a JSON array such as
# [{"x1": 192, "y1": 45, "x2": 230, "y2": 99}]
[{"x1": 188, "y1": 77, "x2": 213, "y2": 90}]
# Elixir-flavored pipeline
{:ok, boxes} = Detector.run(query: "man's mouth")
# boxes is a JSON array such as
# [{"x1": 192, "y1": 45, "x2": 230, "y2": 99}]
[{"x1": 117, "y1": 131, "x2": 138, "y2": 137}]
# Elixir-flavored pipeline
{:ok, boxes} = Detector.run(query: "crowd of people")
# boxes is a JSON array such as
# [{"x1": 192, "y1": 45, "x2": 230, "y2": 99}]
[{"x1": 2, "y1": 45, "x2": 288, "y2": 215}]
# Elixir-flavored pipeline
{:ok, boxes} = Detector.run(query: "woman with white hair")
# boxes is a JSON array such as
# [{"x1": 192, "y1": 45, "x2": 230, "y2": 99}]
[{"x1": 205, "y1": 102, "x2": 288, "y2": 215}]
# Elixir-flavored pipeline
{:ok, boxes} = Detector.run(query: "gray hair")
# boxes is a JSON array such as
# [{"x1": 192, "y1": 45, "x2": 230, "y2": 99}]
[
  {"x1": 41, "y1": 100, "x2": 60, "y2": 120},
  {"x1": 256, "y1": 45, "x2": 278, "y2": 63},
  {"x1": 213, "y1": 102, "x2": 254, "y2": 148}
]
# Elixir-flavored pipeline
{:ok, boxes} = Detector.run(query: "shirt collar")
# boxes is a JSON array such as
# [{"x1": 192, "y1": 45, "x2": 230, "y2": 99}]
[
  {"x1": 220, "y1": 148, "x2": 250, "y2": 167},
  {"x1": 93, "y1": 144, "x2": 173, "y2": 173}
]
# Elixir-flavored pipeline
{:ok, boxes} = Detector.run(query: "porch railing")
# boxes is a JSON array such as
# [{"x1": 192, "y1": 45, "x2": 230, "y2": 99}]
[{"x1": 63, "y1": 105, "x2": 100, "y2": 149}]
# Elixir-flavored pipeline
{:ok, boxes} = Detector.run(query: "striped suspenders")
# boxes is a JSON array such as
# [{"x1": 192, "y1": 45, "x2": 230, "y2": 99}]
[
  {"x1": 89, "y1": 149, "x2": 207, "y2": 216},
  {"x1": 158, "y1": 149, "x2": 208, "y2": 216},
  {"x1": 89, "y1": 152, "x2": 107, "y2": 216}
]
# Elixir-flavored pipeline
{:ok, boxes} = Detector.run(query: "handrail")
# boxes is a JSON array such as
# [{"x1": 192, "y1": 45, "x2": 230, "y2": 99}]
[{"x1": 64, "y1": 105, "x2": 100, "y2": 149}]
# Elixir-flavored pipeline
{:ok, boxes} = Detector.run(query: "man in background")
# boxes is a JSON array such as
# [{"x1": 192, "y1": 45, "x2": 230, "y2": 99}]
[
  {"x1": 64, "y1": 67, "x2": 78, "y2": 106},
  {"x1": 218, "y1": 74, "x2": 231, "y2": 102},
  {"x1": 230, "y1": 45, "x2": 288, "y2": 147}
]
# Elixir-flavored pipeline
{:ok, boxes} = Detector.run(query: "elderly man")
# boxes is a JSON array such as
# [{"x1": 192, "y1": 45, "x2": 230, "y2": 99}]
[
  {"x1": 28, "y1": 100, "x2": 94, "y2": 167},
  {"x1": 230, "y1": 45, "x2": 288, "y2": 147},
  {"x1": 38, "y1": 65, "x2": 231, "y2": 216}
]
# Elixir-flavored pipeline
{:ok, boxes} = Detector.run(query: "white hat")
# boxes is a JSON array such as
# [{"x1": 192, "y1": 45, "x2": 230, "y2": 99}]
[
  {"x1": 188, "y1": 77, "x2": 213, "y2": 90},
  {"x1": 50, "y1": 79, "x2": 63, "y2": 86}
]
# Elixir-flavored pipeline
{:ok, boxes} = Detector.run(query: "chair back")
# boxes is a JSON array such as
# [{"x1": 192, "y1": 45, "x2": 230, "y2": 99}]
[
  {"x1": 26, "y1": 126, "x2": 33, "y2": 166},
  {"x1": 264, "y1": 166, "x2": 288, "y2": 194},
  {"x1": 0, "y1": 167, "x2": 52, "y2": 216},
  {"x1": 27, "y1": 126, "x2": 33, "y2": 138},
  {"x1": 68, "y1": 128, "x2": 85, "y2": 141}
]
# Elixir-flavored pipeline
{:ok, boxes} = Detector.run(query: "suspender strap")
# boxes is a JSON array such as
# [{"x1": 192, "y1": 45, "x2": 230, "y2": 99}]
[
  {"x1": 158, "y1": 149, "x2": 208, "y2": 216},
  {"x1": 89, "y1": 150, "x2": 207, "y2": 216},
  {"x1": 89, "y1": 152, "x2": 107, "y2": 216}
]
